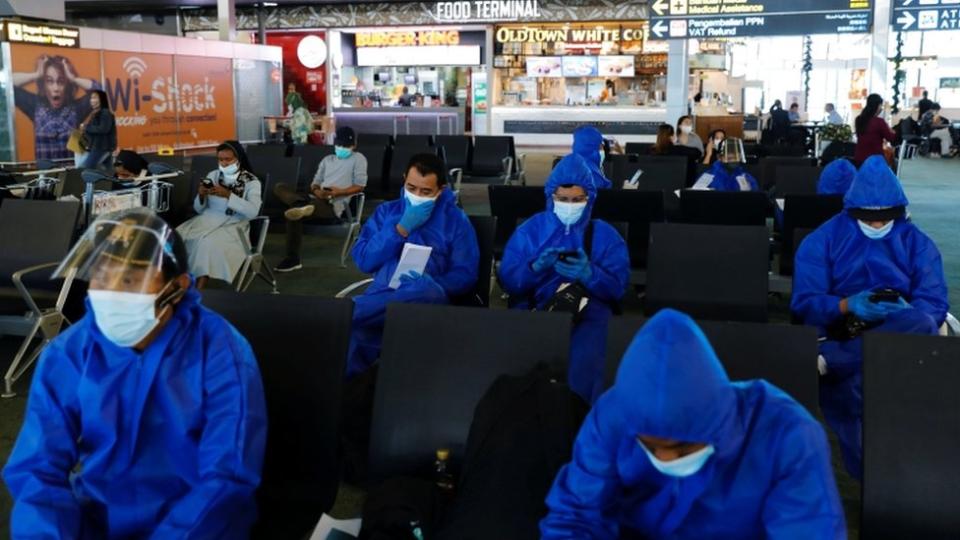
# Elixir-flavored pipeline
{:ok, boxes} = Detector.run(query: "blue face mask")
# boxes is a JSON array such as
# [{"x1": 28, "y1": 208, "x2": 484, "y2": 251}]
[
  {"x1": 219, "y1": 162, "x2": 239, "y2": 177},
  {"x1": 858, "y1": 220, "x2": 894, "y2": 240},
  {"x1": 335, "y1": 146, "x2": 353, "y2": 159},
  {"x1": 640, "y1": 441, "x2": 716, "y2": 478},
  {"x1": 88, "y1": 289, "x2": 162, "y2": 348},
  {"x1": 404, "y1": 189, "x2": 436, "y2": 207},
  {"x1": 553, "y1": 201, "x2": 587, "y2": 227}
]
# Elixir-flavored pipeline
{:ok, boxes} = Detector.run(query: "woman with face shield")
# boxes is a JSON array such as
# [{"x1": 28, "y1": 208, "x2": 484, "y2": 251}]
[
  {"x1": 3, "y1": 208, "x2": 267, "y2": 538},
  {"x1": 175, "y1": 140, "x2": 263, "y2": 289},
  {"x1": 691, "y1": 137, "x2": 759, "y2": 192}
]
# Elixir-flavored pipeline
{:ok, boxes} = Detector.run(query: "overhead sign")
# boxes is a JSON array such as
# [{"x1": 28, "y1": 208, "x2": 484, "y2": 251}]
[
  {"x1": 356, "y1": 30, "x2": 460, "y2": 47},
  {"x1": 892, "y1": 1, "x2": 960, "y2": 31},
  {"x1": 2, "y1": 20, "x2": 79, "y2": 48},
  {"x1": 356, "y1": 45, "x2": 481, "y2": 67},
  {"x1": 433, "y1": 0, "x2": 541, "y2": 22},
  {"x1": 495, "y1": 25, "x2": 645, "y2": 45},
  {"x1": 649, "y1": 0, "x2": 873, "y2": 39}
]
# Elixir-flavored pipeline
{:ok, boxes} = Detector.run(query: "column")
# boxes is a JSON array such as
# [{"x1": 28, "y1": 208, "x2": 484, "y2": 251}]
[
  {"x1": 257, "y1": 3, "x2": 266, "y2": 45},
  {"x1": 217, "y1": 0, "x2": 236, "y2": 42},
  {"x1": 869, "y1": 0, "x2": 893, "y2": 97},
  {"x1": 666, "y1": 39, "x2": 690, "y2": 123}
]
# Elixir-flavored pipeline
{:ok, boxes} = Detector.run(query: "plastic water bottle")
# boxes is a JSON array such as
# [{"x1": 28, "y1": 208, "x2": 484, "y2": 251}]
[{"x1": 434, "y1": 448, "x2": 455, "y2": 494}]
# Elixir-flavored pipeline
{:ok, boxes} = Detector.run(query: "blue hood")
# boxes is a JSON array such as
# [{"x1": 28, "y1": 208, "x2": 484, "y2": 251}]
[
  {"x1": 844, "y1": 155, "x2": 909, "y2": 210},
  {"x1": 610, "y1": 309, "x2": 737, "y2": 445},
  {"x1": 818, "y1": 159, "x2": 856, "y2": 196},
  {"x1": 545, "y1": 154, "x2": 598, "y2": 232},
  {"x1": 572, "y1": 125, "x2": 604, "y2": 169}
]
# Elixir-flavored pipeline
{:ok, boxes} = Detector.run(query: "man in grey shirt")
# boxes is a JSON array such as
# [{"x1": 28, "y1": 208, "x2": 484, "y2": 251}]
[{"x1": 273, "y1": 126, "x2": 368, "y2": 272}]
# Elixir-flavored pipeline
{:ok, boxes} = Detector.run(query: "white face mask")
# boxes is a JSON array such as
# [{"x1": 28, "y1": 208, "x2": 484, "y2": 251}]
[
  {"x1": 553, "y1": 201, "x2": 587, "y2": 227},
  {"x1": 858, "y1": 220, "x2": 894, "y2": 240},
  {"x1": 404, "y1": 189, "x2": 437, "y2": 207},
  {"x1": 598, "y1": 150, "x2": 605, "y2": 167},
  {"x1": 88, "y1": 289, "x2": 163, "y2": 348},
  {"x1": 640, "y1": 441, "x2": 716, "y2": 478},
  {"x1": 680, "y1": 125, "x2": 693, "y2": 135},
  {"x1": 219, "y1": 162, "x2": 239, "y2": 178}
]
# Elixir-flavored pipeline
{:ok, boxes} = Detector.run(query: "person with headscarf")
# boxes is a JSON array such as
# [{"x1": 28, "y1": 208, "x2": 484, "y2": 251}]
[
  {"x1": 499, "y1": 154, "x2": 630, "y2": 403},
  {"x1": 4, "y1": 208, "x2": 266, "y2": 538},
  {"x1": 285, "y1": 83, "x2": 313, "y2": 144},
  {"x1": 571, "y1": 126, "x2": 613, "y2": 189},
  {"x1": 540, "y1": 309, "x2": 846, "y2": 538},
  {"x1": 792, "y1": 155, "x2": 948, "y2": 480},
  {"x1": 113, "y1": 149, "x2": 149, "y2": 182},
  {"x1": 176, "y1": 140, "x2": 262, "y2": 289},
  {"x1": 691, "y1": 137, "x2": 759, "y2": 191}
]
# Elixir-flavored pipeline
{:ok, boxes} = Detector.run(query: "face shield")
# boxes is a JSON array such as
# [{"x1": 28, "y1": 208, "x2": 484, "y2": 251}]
[{"x1": 721, "y1": 138, "x2": 746, "y2": 168}]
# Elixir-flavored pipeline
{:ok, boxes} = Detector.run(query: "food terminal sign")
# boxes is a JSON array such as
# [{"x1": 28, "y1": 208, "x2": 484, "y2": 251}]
[
  {"x1": 356, "y1": 30, "x2": 461, "y2": 47},
  {"x1": 649, "y1": 0, "x2": 873, "y2": 39},
  {"x1": 496, "y1": 26, "x2": 646, "y2": 45}
]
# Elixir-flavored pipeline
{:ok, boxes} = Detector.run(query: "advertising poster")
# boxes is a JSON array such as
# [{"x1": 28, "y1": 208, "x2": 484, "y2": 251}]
[
  {"x1": 598, "y1": 56, "x2": 636, "y2": 77},
  {"x1": 10, "y1": 43, "x2": 102, "y2": 162},
  {"x1": 561, "y1": 56, "x2": 598, "y2": 78},
  {"x1": 173, "y1": 55, "x2": 235, "y2": 150},
  {"x1": 102, "y1": 51, "x2": 177, "y2": 154},
  {"x1": 526, "y1": 57, "x2": 562, "y2": 78}
]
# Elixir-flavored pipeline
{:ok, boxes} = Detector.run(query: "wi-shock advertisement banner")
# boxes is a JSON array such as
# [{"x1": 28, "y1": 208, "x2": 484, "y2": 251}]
[
  {"x1": 174, "y1": 55, "x2": 235, "y2": 150},
  {"x1": 102, "y1": 51, "x2": 177, "y2": 154}
]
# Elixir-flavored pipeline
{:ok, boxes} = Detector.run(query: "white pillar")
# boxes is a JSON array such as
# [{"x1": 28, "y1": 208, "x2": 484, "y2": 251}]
[
  {"x1": 666, "y1": 39, "x2": 690, "y2": 124},
  {"x1": 217, "y1": 0, "x2": 236, "y2": 42},
  {"x1": 869, "y1": 0, "x2": 893, "y2": 98}
]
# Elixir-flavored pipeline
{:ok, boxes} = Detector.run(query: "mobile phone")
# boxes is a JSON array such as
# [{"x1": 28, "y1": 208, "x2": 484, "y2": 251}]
[
  {"x1": 558, "y1": 251, "x2": 579, "y2": 262},
  {"x1": 201, "y1": 178, "x2": 214, "y2": 188},
  {"x1": 869, "y1": 288, "x2": 901, "y2": 304},
  {"x1": 322, "y1": 187, "x2": 333, "y2": 191}
]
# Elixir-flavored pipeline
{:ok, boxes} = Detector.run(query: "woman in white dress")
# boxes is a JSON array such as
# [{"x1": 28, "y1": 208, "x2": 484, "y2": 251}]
[{"x1": 177, "y1": 140, "x2": 262, "y2": 289}]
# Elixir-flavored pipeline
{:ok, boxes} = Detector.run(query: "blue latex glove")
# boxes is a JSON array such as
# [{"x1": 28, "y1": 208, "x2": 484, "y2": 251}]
[
  {"x1": 398, "y1": 200, "x2": 435, "y2": 234},
  {"x1": 531, "y1": 247, "x2": 563, "y2": 273},
  {"x1": 555, "y1": 248, "x2": 592, "y2": 283},
  {"x1": 846, "y1": 290, "x2": 889, "y2": 322},
  {"x1": 399, "y1": 270, "x2": 440, "y2": 291},
  {"x1": 877, "y1": 296, "x2": 911, "y2": 315}
]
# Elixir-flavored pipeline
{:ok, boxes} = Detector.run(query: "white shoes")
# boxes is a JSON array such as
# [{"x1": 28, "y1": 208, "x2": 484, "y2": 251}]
[{"x1": 284, "y1": 205, "x2": 316, "y2": 221}]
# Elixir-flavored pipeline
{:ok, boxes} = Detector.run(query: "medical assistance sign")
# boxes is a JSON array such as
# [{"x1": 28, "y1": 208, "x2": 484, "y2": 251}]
[{"x1": 649, "y1": 0, "x2": 873, "y2": 38}]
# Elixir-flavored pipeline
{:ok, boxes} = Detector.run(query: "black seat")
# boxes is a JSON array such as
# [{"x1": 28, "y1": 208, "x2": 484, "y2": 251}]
[
  {"x1": 487, "y1": 185, "x2": 545, "y2": 259},
  {"x1": 469, "y1": 135, "x2": 513, "y2": 182},
  {"x1": 758, "y1": 156, "x2": 816, "y2": 190},
  {"x1": 141, "y1": 154, "x2": 185, "y2": 172},
  {"x1": 369, "y1": 304, "x2": 571, "y2": 480},
  {"x1": 780, "y1": 194, "x2": 844, "y2": 276},
  {"x1": 245, "y1": 143, "x2": 289, "y2": 162},
  {"x1": 251, "y1": 157, "x2": 301, "y2": 219},
  {"x1": 358, "y1": 133, "x2": 394, "y2": 149},
  {"x1": 862, "y1": 333, "x2": 960, "y2": 539},
  {"x1": 819, "y1": 143, "x2": 856, "y2": 166},
  {"x1": 387, "y1": 144, "x2": 439, "y2": 197},
  {"x1": 622, "y1": 156, "x2": 687, "y2": 192},
  {"x1": 625, "y1": 142, "x2": 653, "y2": 155},
  {"x1": 200, "y1": 291, "x2": 352, "y2": 540},
  {"x1": 763, "y1": 144, "x2": 809, "y2": 158},
  {"x1": 291, "y1": 145, "x2": 335, "y2": 191},
  {"x1": 602, "y1": 154, "x2": 632, "y2": 185},
  {"x1": 605, "y1": 317, "x2": 818, "y2": 413},
  {"x1": 773, "y1": 165, "x2": 822, "y2": 196},
  {"x1": 679, "y1": 190, "x2": 769, "y2": 227},
  {"x1": 592, "y1": 190, "x2": 665, "y2": 269},
  {"x1": 395, "y1": 134, "x2": 435, "y2": 148},
  {"x1": 436, "y1": 135, "x2": 472, "y2": 172},
  {"x1": 453, "y1": 215, "x2": 496, "y2": 307},
  {"x1": 356, "y1": 143, "x2": 391, "y2": 199},
  {"x1": 646, "y1": 223, "x2": 769, "y2": 322}
]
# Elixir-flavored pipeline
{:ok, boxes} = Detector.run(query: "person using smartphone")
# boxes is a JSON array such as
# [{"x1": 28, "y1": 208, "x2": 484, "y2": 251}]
[{"x1": 792, "y1": 155, "x2": 948, "y2": 480}]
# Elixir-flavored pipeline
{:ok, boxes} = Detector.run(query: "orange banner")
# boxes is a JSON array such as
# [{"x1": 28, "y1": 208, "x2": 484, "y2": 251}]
[
  {"x1": 11, "y1": 43, "x2": 102, "y2": 162},
  {"x1": 102, "y1": 51, "x2": 177, "y2": 154},
  {"x1": 173, "y1": 55, "x2": 235, "y2": 150}
]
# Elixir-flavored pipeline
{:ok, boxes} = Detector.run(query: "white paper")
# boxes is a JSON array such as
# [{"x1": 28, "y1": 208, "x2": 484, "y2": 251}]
[
  {"x1": 736, "y1": 175, "x2": 751, "y2": 191},
  {"x1": 775, "y1": 198, "x2": 785, "y2": 211},
  {"x1": 389, "y1": 243, "x2": 433, "y2": 289},
  {"x1": 691, "y1": 173, "x2": 714, "y2": 190},
  {"x1": 309, "y1": 514, "x2": 362, "y2": 540}
]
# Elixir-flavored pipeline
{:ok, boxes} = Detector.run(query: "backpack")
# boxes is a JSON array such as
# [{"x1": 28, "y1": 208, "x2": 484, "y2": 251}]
[{"x1": 435, "y1": 364, "x2": 588, "y2": 540}]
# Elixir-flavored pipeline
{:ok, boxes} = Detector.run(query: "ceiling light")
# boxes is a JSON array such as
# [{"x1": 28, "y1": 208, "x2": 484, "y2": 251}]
[{"x1": 262, "y1": 2, "x2": 278, "y2": 6}]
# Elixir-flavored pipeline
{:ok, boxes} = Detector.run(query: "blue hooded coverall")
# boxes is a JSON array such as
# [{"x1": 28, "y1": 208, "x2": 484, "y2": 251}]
[
  {"x1": 572, "y1": 126, "x2": 613, "y2": 189},
  {"x1": 541, "y1": 309, "x2": 846, "y2": 539},
  {"x1": 792, "y1": 155, "x2": 948, "y2": 479},
  {"x1": 499, "y1": 154, "x2": 630, "y2": 403},
  {"x1": 348, "y1": 187, "x2": 479, "y2": 378},
  {"x1": 774, "y1": 158, "x2": 857, "y2": 228},
  {"x1": 3, "y1": 287, "x2": 268, "y2": 539},
  {"x1": 693, "y1": 160, "x2": 759, "y2": 191}
]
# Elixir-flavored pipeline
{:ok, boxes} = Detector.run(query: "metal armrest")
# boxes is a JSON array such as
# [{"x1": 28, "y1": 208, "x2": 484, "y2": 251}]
[
  {"x1": 942, "y1": 313, "x2": 960, "y2": 337},
  {"x1": 342, "y1": 192, "x2": 366, "y2": 223},
  {"x1": 501, "y1": 156, "x2": 515, "y2": 184},
  {"x1": 12, "y1": 262, "x2": 74, "y2": 317},
  {"x1": 449, "y1": 168, "x2": 463, "y2": 197},
  {"x1": 335, "y1": 278, "x2": 375, "y2": 299}
]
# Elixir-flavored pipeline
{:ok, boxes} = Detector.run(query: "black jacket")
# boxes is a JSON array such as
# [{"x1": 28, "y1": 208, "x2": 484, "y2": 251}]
[{"x1": 83, "y1": 109, "x2": 117, "y2": 152}]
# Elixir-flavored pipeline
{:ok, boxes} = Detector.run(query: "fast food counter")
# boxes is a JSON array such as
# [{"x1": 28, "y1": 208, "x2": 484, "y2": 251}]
[{"x1": 490, "y1": 106, "x2": 668, "y2": 146}]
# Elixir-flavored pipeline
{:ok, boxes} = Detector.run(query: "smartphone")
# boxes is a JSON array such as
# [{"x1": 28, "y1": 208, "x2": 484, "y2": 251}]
[
  {"x1": 201, "y1": 178, "x2": 214, "y2": 188},
  {"x1": 322, "y1": 187, "x2": 333, "y2": 191},
  {"x1": 869, "y1": 288, "x2": 901, "y2": 304},
  {"x1": 558, "y1": 251, "x2": 579, "y2": 262}
]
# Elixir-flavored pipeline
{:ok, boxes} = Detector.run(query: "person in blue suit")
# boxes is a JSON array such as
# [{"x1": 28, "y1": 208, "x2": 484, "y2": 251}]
[
  {"x1": 348, "y1": 153, "x2": 479, "y2": 378},
  {"x1": 792, "y1": 155, "x2": 948, "y2": 480},
  {"x1": 3, "y1": 208, "x2": 267, "y2": 538},
  {"x1": 499, "y1": 154, "x2": 629, "y2": 403},
  {"x1": 541, "y1": 309, "x2": 846, "y2": 539},
  {"x1": 572, "y1": 125, "x2": 613, "y2": 189},
  {"x1": 774, "y1": 158, "x2": 857, "y2": 228},
  {"x1": 691, "y1": 137, "x2": 759, "y2": 191}
]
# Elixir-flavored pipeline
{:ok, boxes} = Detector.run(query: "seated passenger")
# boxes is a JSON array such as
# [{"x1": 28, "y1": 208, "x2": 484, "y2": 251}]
[
  {"x1": 701, "y1": 128, "x2": 726, "y2": 165},
  {"x1": 692, "y1": 137, "x2": 759, "y2": 192},
  {"x1": 792, "y1": 155, "x2": 948, "y2": 479},
  {"x1": 272, "y1": 126, "x2": 368, "y2": 272},
  {"x1": 571, "y1": 125, "x2": 612, "y2": 189},
  {"x1": 499, "y1": 155, "x2": 629, "y2": 403},
  {"x1": 541, "y1": 309, "x2": 846, "y2": 539},
  {"x1": 675, "y1": 115, "x2": 704, "y2": 155},
  {"x1": 348, "y1": 153, "x2": 479, "y2": 378},
  {"x1": 176, "y1": 140, "x2": 262, "y2": 289},
  {"x1": 113, "y1": 149, "x2": 149, "y2": 183},
  {"x1": 649, "y1": 124, "x2": 701, "y2": 187},
  {"x1": 3, "y1": 208, "x2": 267, "y2": 538}
]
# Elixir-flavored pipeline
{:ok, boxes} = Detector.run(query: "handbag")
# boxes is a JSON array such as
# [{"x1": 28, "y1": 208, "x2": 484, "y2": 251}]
[{"x1": 67, "y1": 128, "x2": 89, "y2": 154}]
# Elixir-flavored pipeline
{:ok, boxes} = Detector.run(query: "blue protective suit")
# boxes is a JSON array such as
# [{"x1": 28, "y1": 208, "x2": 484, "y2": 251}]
[
  {"x1": 499, "y1": 154, "x2": 630, "y2": 403},
  {"x1": 792, "y1": 155, "x2": 948, "y2": 479},
  {"x1": 3, "y1": 287, "x2": 268, "y2": 539},
  {"x1": 693, "y1": 160, "x2": 759, "y2": 192},
  {"x1": 541, "y1": 309, "x2": 846, "y2": 539},
  {"x1": 572, "y1": 126, "x2": 613, "y2": 189},
  {"x1": 348, "y1": 187, "x2": 479, "y2": 378}
]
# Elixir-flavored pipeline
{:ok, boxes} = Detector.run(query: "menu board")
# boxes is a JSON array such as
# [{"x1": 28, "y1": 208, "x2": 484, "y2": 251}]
[
  {"x1": 598, "y1": 56, "x2": 635, "y2": 77},
  {"x1": 526, "y1": 56, "x2": 563, "y2": 78},
  {"x1": 562, "y1": 56, "x2": 598, "y2": 77}
]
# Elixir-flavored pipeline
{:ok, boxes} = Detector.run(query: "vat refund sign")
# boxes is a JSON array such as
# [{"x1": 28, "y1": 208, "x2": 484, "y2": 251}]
[{"x1": 433, "y1": 0, "x2": 542, "y2": 22}]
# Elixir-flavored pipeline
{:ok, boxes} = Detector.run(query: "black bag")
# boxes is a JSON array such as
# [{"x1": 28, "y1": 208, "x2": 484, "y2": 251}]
[
  {"x1": 540, "y1": 221, "x2": 596, "y2": 324},
  {"x1": 359, "y1": 477, "x2": 443, "y2": 540},
  {"x1": 435, "y1": 365, "x2": 588, "y2": 540}
]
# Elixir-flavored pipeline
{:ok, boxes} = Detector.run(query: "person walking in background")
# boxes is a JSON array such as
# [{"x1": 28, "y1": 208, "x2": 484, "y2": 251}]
[
  {"x1": 77, "y1": 90, "x2": 116, "y2": 170},
  {"x1": 285, "y1": 83, "x2": 313, "y2": 144},
  {"x1": 854, "y1": 94, "x2": 896, "y2": 165}
]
